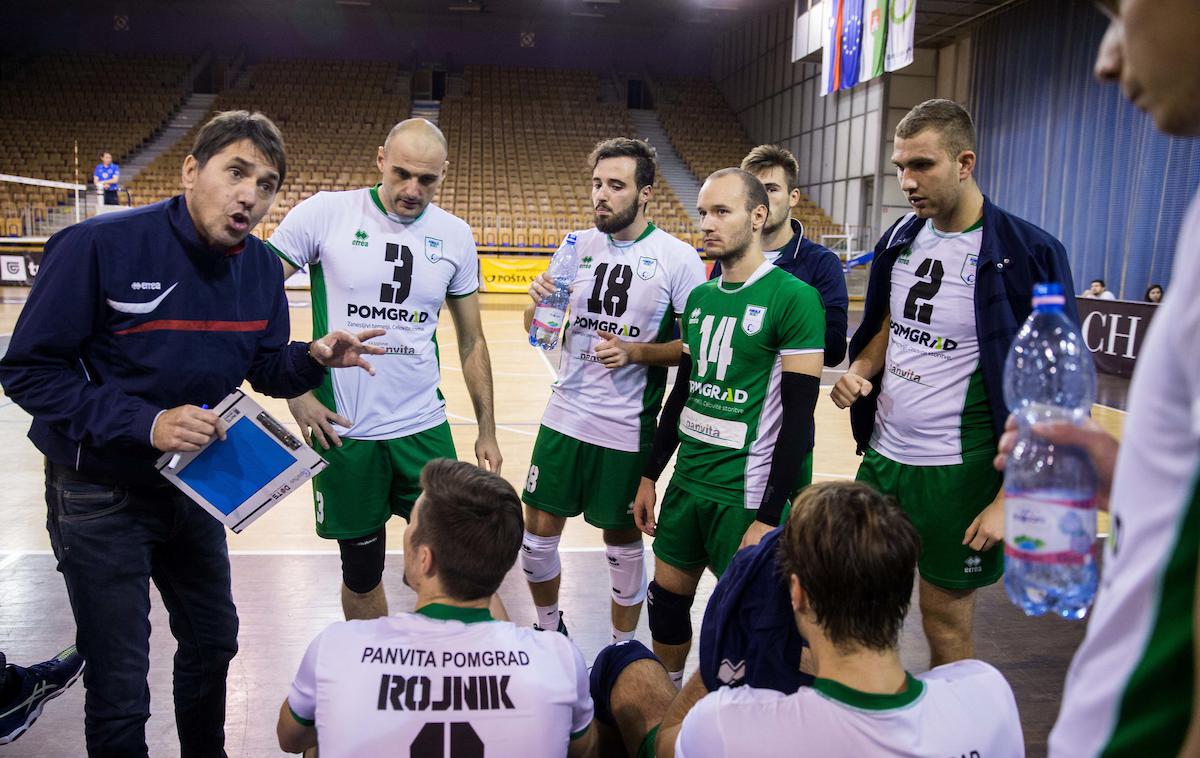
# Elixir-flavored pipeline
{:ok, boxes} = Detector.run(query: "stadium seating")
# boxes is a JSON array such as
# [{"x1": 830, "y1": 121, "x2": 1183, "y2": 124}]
[
  {"x1": 436, "y1": 65, "x2": 698, "y2": 248},
  {"x1": 0, "y1": 53, "x2": 189, "y2": 234},
  {"x1": 655, "y1": 76, "x2": 841, "y2": 242},
  {"x1": 127, "y1": 58, "x2": 410, "y2": 240}
]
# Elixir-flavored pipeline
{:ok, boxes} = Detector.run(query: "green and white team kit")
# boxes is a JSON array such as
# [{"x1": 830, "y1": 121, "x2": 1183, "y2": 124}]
[
  {"x1": 268, "y1": 187, "x2": 478, "y2": 440},
  {"x1": 287, "y1": 606, "x2": 593, "y2": 758},
  {"x1": 676, "y1": 659, "x2": 1023, "y2": 757},
  {"x1": 873, "y1": 220, "x2": 994, "y2": 465},
  {"x1": 538, "y1": 224, "x2": 706, "y2": 452},
  {"x1": 673, "y1": 262, "x2": 825, "y2": 510}
]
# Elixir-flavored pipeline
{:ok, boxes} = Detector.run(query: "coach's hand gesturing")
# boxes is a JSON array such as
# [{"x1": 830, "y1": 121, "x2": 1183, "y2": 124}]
[
  {"x1": 633, "y1": 477, "x2": 658, "y2": 537},
  {"x1": 308, "y1": 328, "x2": 387, "y2": 375}
]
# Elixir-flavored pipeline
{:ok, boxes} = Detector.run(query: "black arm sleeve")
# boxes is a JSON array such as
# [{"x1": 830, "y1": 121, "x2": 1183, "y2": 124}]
[
  {"x1": 756, "y1": 373, "x2": 821, "y2": 527},
  {"x1": 643, "y1": 352, "x2": 692, "y2": 481}
]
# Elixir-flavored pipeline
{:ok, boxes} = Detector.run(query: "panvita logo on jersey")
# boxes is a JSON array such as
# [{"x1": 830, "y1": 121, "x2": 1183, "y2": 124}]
[
  {"x1": 424, "y1": 237, "x2": 443, "y2": 262},
  {"x1": 890, "y1": 321, "x2": 958, "y2": 351},
  {"x1": 572, "y1": 314, "x2": 641, "y2": 338},
  {"x1": 741, "y1": 304, "x2": 767, "y2": 335},
  {"x1": 636, "y1": 255, "x2": 658, "y2": 280},
  {"x1": 689, "y1": 380, "x2": 749, "y2": 403}
]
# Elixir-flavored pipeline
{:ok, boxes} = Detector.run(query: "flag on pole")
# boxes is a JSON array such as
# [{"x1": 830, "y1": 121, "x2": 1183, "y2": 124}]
[
  {"x1": 820, "y1": 0, "x2": 844, "y2": 95},
  {"x1": 839, "y1": 0, "x2": 864, "y2": 90},
  {"x1": 885, "y1": 0, "x2": 915, "y2": 72},
  {"x1": 860, "y1": 0, "x2": 888, "y2": 82}
]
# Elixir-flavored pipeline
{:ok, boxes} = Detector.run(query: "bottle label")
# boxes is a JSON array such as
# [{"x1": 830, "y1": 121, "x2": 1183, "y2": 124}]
[
  {"x1": 531, "y1": 306, "x2": 565, "y2": 332},
  {"x1": 1004, "y1": 491, "x2": 1097, "y2": 565}
]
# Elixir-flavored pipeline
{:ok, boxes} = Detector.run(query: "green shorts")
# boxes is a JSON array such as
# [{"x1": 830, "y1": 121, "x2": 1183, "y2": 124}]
[
  {"x1": 856, "y1": 447, "x2": 1003, "y2": 589},
  {"x1": 652, "y1": 482, "x2": 792, "y2": 578},
  {"x1": 637, "y1": 725, "x2": 659, "y2": 758},
  {"x1": 311, "y1": 421, "x2": 457, "y2": 539},
  {"x1": 521, "y1": 425, "x2": 647, "y2": 531}
]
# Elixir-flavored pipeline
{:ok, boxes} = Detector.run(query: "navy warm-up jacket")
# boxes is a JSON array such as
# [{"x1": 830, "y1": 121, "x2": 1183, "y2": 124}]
[
  {"x1": 847, "y1": 196, "x2": 1077, "y2": 455},
  {"x1": 710, "y1": 218, "x2": 849, "y2": 367},
  {"x1": 0, "y1": 196, "x2": 325, "y2": 485}
]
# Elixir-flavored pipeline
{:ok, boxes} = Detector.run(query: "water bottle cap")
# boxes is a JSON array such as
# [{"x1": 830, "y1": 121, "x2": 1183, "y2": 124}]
[
  {"x1": 1032, "y1": 282, "x2": 1065, "y2": 309},
  {"x1": 564, "y1": 233, "x2": 577, "y2": 245}
]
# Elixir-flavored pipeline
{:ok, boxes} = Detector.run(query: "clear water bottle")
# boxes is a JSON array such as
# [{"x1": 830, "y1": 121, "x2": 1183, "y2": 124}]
[
  {"x1": 1002, "y1": 282, "x2": 1099, "y2": 620},
  {"x1": 529, "y1": 233, "x2": 579, "y2": 351}
]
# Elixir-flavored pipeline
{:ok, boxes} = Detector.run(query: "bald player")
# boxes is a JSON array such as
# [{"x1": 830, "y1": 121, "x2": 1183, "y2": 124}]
[{"x1": 268, "y1": 119, "x2": 502, "y2": 621}]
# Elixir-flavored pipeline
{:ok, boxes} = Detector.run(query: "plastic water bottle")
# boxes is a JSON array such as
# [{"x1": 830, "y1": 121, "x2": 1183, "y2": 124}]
[
  {"x1": 529, "y1": 233, "x2": 579, "y2": 351},
  {"x1": 1002, "y1": 282, "x2": 1099, "y2": 620}
]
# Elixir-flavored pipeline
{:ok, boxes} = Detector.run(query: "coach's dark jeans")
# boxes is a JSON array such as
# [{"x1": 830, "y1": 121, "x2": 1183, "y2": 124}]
[{"x1": 45, "y1": 461, "x2": 238, "y2": 758}]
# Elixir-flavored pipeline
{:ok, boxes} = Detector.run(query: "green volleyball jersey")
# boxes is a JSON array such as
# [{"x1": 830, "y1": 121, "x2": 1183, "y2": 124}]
[{"x1": 671, "y1": 261, "x2": 825, "y2": 509}]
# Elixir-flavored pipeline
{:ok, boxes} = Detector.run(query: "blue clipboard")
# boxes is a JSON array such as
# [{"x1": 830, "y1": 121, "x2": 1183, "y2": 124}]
[{"x1": 155, "y1": 390, "x2": 327, "y2": 532}]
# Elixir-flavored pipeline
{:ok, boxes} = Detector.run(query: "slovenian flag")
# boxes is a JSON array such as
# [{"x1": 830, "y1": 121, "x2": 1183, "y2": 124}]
[
  {"x1": 840, "y1": 0, "x2": 864, "y2": 90},
  {"x1": 886, "y1": 0, "x2": 915, "y2": 72},
  {"x1": 860, "y1": 0, "x2": 888, "y2": 82},
  {"x1": 821, "y1": 0, "x2": 844, "y2": 95}
]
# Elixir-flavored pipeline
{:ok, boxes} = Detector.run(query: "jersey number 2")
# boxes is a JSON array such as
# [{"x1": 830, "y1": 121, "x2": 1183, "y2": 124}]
[
  {"x1": 410, "y1": 722, "x2": 483, "y2": 757},
  {"x1": 903, "y1": 258, "x2": 944, "y2": 324},
  {"x1": 587, "y1": 262, "x2": 632, "y2": 318},
  {"x1": 381, "y1": 243, "x2": 414, "y2": 304}
]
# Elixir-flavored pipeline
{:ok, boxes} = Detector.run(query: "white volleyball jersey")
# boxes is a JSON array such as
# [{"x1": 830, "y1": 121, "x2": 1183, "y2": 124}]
[
  {"x1": 1049, "y1": 193, "x2": 1200, "y2": 757},
  {"x1": 540, "y1": 224, "x2": 706, "y2": 452},
  {"x1": 268, "y1": 188, "x2": 478, "y2": 440},
  {"x1": 287, "y1": 605, "x2": 593, "y2": 758},
  {"x1": 872, "y1": 220, "x2": 995, "y2": 465},
  {"x1": 676, "y1": 660, "x2": 1023, "y2": 758}
]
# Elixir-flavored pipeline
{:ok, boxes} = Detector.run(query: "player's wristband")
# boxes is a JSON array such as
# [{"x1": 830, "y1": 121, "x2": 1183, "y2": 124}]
[
  {"x1": 756, "y1": 372, "x2": 820, "y2": 527},
  {"x1": 643, "y1": 352, "x2": 692, "y2": 481}
]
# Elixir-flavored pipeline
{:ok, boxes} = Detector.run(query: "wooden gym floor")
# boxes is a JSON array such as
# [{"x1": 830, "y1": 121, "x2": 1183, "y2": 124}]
[{"x1": 0, "y1": 288, "x2": 1126, "y2": 756}]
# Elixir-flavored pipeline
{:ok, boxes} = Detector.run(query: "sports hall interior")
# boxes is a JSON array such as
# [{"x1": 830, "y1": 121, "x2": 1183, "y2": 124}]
[{"x1": 1, "y1": 0, "x2": 1197, "y2": 755}]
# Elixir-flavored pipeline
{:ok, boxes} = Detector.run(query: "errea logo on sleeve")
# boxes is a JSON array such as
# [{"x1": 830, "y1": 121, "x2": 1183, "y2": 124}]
[{"x1": 131, "y1": 282, "x2": 161, "y2": 291}]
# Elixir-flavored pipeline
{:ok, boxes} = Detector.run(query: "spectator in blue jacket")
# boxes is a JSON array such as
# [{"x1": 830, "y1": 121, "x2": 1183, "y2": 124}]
[
  {"x1": 0, "y1": 110, "x2": 384, "y2": 758},
  {"x1": 710, "y1": 144, "x2": 849, "y2": 367},
  {"x1": 830, "y1": 99, "x2": 1076, "y2": 670},
  {"x1": 93, "y1": 152, "x2": 120, "y2": 206}
]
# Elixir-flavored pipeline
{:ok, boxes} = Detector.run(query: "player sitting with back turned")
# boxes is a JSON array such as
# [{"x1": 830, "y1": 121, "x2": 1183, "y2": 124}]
[
  {"x1": 277, "y1": 459, "x2": 596, "y2": 757},
  {"x1": 588, "y1": 481, "x2": 1025, "y2": 758}
]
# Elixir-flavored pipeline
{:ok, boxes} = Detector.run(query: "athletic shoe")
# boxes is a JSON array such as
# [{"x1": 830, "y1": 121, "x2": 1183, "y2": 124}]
[
  {"x1": 533, "y1": 611, "x2": 569, "y2": 637},
  {"x1": 0, "y1": 645, "x2": 85, "y2": 745}
]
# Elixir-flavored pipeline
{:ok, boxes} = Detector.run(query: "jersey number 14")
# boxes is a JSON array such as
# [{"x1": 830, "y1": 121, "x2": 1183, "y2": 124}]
[{"x1": 697, "y1": 315, "x2": 736, "y2": 381}]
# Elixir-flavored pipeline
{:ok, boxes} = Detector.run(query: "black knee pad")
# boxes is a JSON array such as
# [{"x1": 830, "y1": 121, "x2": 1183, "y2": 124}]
[
  {"x1": 647, "y1": 580, "x2": 695, "y2": 646},
  {"x1": 338, "y1": 528, "x2": 386, "y2": 594}
]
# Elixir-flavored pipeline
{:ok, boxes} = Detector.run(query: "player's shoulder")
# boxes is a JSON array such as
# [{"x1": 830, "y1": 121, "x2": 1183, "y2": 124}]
[
  {"x1": 919, "y1": 659, "x2": 1012, "y2": 694},
  {"x1": 767, "y1": 266, "x2": 821, "y2": 301},
  {"x1": 424, "y1": 202, "x2": 472, "y2": 233},
  {"x1": 571, "y1": 227, "x2": 606, "y2": 247},
  {"x1": 646, "y1": 225, "x2": 701, "y2": 256},
  {"x1": 296, "y1": 187, "x2": 365, "y2": 210}
]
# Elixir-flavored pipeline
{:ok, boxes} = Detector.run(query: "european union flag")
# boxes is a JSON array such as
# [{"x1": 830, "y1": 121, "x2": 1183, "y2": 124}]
[{"x1": 840, "y1": 0, "x2": 865, "y2": 90}]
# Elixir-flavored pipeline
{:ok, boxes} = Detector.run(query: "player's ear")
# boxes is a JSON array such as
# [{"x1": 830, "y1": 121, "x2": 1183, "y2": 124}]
[
  {"x1": 376, "y1": 146, "x2": 386, "y2": 172},
  {"x1": 789, "y1": 574, "x2": 806, "y2": 613},
  {"x1": 181, "y1": 155, "x2": 198, "y2": 191}
]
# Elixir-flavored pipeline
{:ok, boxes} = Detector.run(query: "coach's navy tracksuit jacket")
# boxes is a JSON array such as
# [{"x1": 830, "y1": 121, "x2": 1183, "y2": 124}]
[{"x1": 0, "y1": 195, "x2": 325, "y2": 486}]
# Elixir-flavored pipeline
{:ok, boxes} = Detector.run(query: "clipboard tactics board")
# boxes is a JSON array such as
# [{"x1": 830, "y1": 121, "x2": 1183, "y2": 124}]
[{"x1": 155, "y1": 390, "x2": 327, "y2": 533}]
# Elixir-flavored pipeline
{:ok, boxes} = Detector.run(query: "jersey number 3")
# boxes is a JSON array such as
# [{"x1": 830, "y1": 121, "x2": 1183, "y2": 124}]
[
  {"x1": 903, "y1": 258, "x2": 944, "y2": 324},
  {"x1": 411, "y1": 722, "x2": 483, "y2": 757},
  {"x1": 381, "y1": 243, "x2": 415, "y2": 305}
]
